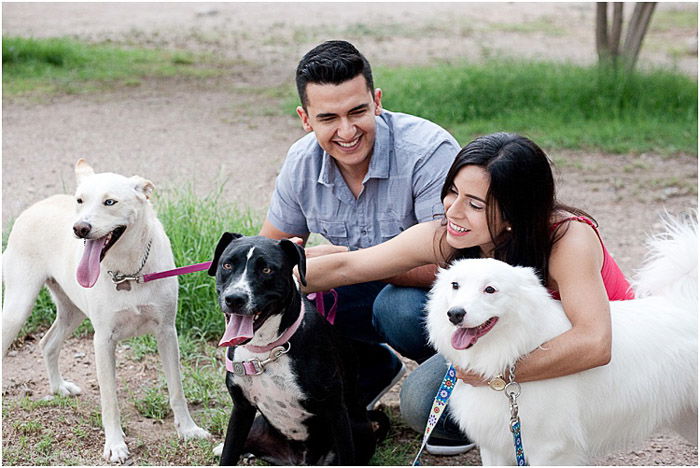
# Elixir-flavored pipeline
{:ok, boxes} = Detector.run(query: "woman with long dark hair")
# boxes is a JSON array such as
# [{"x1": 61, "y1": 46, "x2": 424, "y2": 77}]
[{"x1": 301, "y1": 132, "x2": 633, "y2": 449}]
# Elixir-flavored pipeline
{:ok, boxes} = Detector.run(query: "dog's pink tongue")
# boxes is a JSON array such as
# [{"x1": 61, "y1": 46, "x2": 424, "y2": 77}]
[
  {"x1": 76, "y1": 237, "x2": 107, "y2": 288},
  {"x1": 219, "y1": 314, "x2": 254, "y2": 347},
  {"x1": 451, "y1": 327, "x2": 479, "y2": 350}
]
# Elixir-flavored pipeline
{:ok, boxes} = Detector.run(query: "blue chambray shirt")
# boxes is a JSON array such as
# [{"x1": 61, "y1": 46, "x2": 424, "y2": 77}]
[{"x1": 266, "y1": 110, "x2": 460, "y2": 249}]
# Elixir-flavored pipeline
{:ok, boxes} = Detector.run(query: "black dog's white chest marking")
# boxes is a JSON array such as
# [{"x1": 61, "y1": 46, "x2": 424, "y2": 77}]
[{"x1": 232, "y1": 348, "x2": 312, "y2": 441}]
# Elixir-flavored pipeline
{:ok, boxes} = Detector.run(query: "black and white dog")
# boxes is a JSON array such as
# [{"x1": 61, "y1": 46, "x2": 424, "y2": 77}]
[{"x1": 208, "y1": 233, "x2": 382, "y2": 465}]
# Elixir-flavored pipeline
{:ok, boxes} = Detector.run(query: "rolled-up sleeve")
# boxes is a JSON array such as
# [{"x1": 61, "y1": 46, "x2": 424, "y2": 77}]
[{"x1": 266, "y1": 158, "x2": 310, "y2": 236}]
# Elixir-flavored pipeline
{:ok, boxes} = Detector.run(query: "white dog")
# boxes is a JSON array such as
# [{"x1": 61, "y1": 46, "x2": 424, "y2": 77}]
[
  {"x1": 2, "y1": 160, "x2": 210, "y2": 462},
  {"x1": 426, "y1": 215, "x2": 697, "y2": 465}
]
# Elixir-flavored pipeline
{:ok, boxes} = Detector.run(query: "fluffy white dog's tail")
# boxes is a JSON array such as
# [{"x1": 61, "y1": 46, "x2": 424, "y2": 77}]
[{"x1": 633, "y1": 211, "x2": 698, "y2": 310}]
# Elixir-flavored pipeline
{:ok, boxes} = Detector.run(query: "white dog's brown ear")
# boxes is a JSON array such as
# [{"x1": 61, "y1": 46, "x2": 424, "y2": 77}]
[
  {"x1": 131, "y1": 176, "x2": 155, "y2": 200},
  {"x1": 75, "y1": 159, "x2": 95, "y2": 183}
]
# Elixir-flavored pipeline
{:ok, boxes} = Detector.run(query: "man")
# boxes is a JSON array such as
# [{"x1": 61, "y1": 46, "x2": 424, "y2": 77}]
[{"x1": 260, "y1": 40, "x2": 472, "y2": 455}]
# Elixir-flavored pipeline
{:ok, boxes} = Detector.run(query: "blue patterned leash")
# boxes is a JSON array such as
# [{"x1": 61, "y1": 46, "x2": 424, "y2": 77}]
[
  {"x1": 504, "y1": 363, "x2": 528, "y2": 466},
  {"x1": 412, "y1": 362, "x2": 528, "y2": 466},
  {"x1": 412, "y1": 364, "x2": 458, "y2": 466}
]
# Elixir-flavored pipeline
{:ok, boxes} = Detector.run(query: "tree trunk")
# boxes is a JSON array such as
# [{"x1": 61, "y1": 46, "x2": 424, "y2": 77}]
[
  {"x1": 595, "y1": 2, "x2": 657, "y2": 71},
  {"x1": 596, "y1": 3, "x2": 611, "y2": 63},
  {"x1": 622, "y1": 2, "x2": 657, "y2": 71}
]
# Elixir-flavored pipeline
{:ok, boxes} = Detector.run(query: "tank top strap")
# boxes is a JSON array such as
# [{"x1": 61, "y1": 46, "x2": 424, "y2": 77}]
[{"x1": 550, "y1": 215, "x2": 597, "y2": 232}]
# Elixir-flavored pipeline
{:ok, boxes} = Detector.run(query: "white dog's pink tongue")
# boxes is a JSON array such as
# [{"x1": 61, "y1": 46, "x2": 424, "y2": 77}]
[
  {"x1": 451, "y1": 327, "x2": 479, "y2": 350},
  {"x1": 218, "y1": 314, "x2": 254, "y2": 347},
  {"x1": 76, "y1": 237, "x2": 107, "y2": 288}
]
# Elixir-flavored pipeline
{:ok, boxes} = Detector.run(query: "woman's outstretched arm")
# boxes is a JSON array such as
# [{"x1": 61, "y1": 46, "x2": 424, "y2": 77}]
[{"x1": 301, "y1": 220, "x2": 445, "y2": 293}]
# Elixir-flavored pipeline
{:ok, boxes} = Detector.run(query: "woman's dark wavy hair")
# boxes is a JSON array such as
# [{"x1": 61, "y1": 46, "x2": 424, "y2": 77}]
[
  {"x1": 295, "y1": 40, "x2": 374, "y2": 109},
  {"x1": 437, "y1": 132, "x2": 593, "y2": 284}
]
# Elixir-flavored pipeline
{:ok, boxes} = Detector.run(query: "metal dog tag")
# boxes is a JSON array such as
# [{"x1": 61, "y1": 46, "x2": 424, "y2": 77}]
[
  {"x1": 232, "y1": 362, "x2": 246, "y2": 376},
  {"x1": 488, "y1": 375, "x2": 507, "y2": 391},
  {"x1": 116, "y1": 282, "x2": 131, "y2": 291}
]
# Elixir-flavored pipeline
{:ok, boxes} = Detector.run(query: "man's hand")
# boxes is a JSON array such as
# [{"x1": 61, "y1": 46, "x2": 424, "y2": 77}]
[{"x1": 288, "y1": 237, "x2": 349, "y2": 258}]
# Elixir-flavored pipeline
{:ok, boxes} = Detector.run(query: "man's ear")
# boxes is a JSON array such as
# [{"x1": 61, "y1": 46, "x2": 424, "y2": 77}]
[
  {"x1": 279, "y1": 238, "x2": 306, "y2": 287},
  {"x1": 373, "y1": 88, "x2": 383, "y2": 115},
  {"x1": 296, "y1": 106, "x2": 313, "y2": 133},
  {"x1": 208, "y1": 233, "x2": 244, "y2": 276},
  {"x1": 130, "y1": 176, "x2": 155, "y2": 200},
  {"x1": 75, "y1": 158, "x2": 95, "y2": 184}
]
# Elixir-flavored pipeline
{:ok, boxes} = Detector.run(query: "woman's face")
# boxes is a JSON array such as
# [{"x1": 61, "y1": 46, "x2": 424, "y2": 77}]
[{"x1": 442, "y1": 165, "x2": 506, "y2": 256}]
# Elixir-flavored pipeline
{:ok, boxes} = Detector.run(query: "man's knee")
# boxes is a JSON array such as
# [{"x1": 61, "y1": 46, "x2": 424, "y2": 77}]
[{"x1": 373, "y1": 285, "x2": 428, "y2": 328}]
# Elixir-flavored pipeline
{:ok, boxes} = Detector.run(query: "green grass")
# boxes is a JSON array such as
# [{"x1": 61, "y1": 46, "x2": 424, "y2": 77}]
[
  {"x1": 374, "y1": 60, "x2": 697, "y2": 155},
  {"x1": 2, "y1": 36, "x2": 218, "y2": 95}
]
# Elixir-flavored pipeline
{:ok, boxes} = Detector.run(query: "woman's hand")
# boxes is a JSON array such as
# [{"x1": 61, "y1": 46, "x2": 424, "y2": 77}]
[{"x1": 455, "y1": 367, "x2": 489, "y2": 387}]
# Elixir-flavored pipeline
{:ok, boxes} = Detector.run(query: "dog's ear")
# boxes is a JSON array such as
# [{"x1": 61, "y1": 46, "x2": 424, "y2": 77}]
[
  {"x1": 130, "y1": 176, "x2": 155, "y2": 200},
  {"x1": 208, "y1": 233, "x2": 244, "y2": 276},
  {"x1": 75, "y1": 159, "x2": 95, "y2": 184},
  {"x1": 279, "y1": 239, "x2": 306, "y2": 286}
]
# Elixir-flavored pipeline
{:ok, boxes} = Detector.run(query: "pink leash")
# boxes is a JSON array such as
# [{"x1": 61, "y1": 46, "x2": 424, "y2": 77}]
[
  {"x1": 141, "y1": 261, "x2": 212, "y2": 282},
  {"x1": 306, "y1": 289, "x2": 338, "y2": 325}
]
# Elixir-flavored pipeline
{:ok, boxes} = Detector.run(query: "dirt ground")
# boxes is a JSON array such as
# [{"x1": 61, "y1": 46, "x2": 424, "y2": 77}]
[{"x1": 2, "y1": 2, "x2": 698, "y2": 466}]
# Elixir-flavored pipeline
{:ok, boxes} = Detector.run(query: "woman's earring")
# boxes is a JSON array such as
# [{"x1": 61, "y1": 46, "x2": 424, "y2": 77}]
[{"x1": 506, "y1": 226, "x2": 512, "y2": 232}]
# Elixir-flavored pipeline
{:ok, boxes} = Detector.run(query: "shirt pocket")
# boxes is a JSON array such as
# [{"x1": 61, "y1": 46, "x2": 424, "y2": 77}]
[
  {"x1": 379, "y1": 219, "x2": 403, "y2": 241},
  {"x1": 317, "y1": 220, "x2": 348, "y2": 245}
]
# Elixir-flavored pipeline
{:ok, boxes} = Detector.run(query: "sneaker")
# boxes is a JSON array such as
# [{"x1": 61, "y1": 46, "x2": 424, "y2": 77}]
[
  {"x1": 425, "y1": 437, "x2": 476, "y2": 456},
  {"x1": 364, "y1": 361, "x2": 406, "y2": 410}
]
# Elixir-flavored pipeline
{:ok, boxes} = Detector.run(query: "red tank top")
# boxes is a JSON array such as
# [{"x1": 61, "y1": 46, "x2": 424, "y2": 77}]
[{"x1": 549, "y1": 216, "x2": 634, "y2": 301}]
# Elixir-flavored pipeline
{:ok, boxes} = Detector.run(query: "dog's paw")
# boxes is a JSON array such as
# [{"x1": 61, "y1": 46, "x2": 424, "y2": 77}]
[
  {"x1": 241, "y1": 453, "x2": 257, "y2": 465},
  {"x1": 179, "y1": 425, "x2": 211, "y2": 440},
  {"x1": 212, "y1": 442, "x2": 224, "y2": 457},
  {"x1": 103, "y1": 440, "x2": 129, "y2": 463},
  {"x1": 53, "y1": 380, "x2": 82, "y2": 396}
]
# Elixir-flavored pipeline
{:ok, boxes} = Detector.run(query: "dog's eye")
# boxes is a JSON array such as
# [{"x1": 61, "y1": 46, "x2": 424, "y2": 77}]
[
  {"x1": 262, "y1": 267, "x2": 272, "y2": 274},
  {"x1": 451, "y1": 282, "x2": 459, "y2": 290},
  {"x1": 76, "y1": 198, "x2": 83, "y2": 204},
  {"x1": 104, "y1": 199, "x2": 117, "y2": 206},
  {"x1": 222, "y1": 263, "x2": 232, "y2": 270},
  {"x1": 484, "y1": 286, "x2": 497, "y2": 294}
]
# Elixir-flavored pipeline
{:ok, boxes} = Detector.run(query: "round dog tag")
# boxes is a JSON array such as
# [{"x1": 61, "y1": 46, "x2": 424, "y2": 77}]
[{"x1": 488, "y1": 375, "x2": 506, "y2": 391}]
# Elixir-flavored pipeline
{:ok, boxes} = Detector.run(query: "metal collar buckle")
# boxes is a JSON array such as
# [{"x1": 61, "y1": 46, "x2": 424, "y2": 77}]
[
  {"x1": 231, "y1": 342, "x2": 291, "y2": 376},
  {"x1": 108, "y1": 271, "x2": 144, "y2": 285}
]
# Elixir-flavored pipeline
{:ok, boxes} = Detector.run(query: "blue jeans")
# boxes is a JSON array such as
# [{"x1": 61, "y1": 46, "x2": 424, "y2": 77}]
[
  {"x1": 372, "y1": 284, "x2": 435, "y2": 363},
  {"x1": 399, "y1": 354, "x2": 468, "y2": 441}
]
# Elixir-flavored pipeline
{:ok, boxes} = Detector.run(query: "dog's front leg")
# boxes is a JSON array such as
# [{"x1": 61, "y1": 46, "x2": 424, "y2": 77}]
[
  {"x1": 220, "y1": 386, "x2": 256, "y2": 466},
  {"x1": 327, "y1": 408, "x2": 357, "y2": 465},
  {"x1": 155, "y1": 323, "x2": 211, "y2": 439},
  {"x1": 93, "y1": 330, "x2": 129, "y2": 463}
]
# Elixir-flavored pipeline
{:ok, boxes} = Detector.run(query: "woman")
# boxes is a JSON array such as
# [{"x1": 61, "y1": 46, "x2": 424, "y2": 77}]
[{"x1": 302, "y1": 132, "x2": 634, "y2": 445}]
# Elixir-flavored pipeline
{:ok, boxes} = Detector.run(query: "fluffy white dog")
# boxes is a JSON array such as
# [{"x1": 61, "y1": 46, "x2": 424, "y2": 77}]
[
  {"x1": 426, "y1": 215, "x2": 697, "y2": 465},
  {"x1": 2, "y1": 160, "x2": 210, "y2": 462}
]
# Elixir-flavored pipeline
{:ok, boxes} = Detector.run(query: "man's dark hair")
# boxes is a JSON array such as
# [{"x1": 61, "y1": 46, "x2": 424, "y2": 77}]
[{"x1": 295, "y1": 40, "x2": 374, "y2": 108}]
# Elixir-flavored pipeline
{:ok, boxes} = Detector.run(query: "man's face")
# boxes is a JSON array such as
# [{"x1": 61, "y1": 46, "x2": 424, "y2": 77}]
[{"x1": 296, "y1": 74, "x2": 382, "y2": 172}]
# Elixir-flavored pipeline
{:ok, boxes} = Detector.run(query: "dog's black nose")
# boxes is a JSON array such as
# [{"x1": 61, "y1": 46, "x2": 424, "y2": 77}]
[
  {"x1": 447, "y1": 306, "x2": 466, "y2": 325},
  {"x1": 73, "y1": 222, "x2": 92, "y2": 238},
  {"x1": 225, "y1": 292, "x2": 249, "y2": 310}
]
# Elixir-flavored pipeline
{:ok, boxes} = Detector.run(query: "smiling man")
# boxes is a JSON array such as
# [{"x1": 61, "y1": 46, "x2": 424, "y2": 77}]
[{"x1": 259, "y1": 40, "x2": 471, "y2": 455}]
